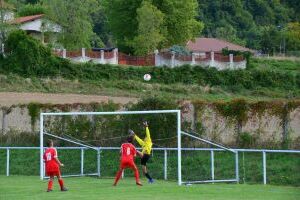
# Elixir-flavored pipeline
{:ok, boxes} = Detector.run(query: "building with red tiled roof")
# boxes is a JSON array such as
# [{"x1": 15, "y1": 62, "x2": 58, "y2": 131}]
[
  {"x1": 187, "y1": 38, "x2": 254, "y2": 53},
  {"x1": 11, "y1": 14, "x2": 44, "y2": 24},
  {"x1": 11, "y1": 14, "x2": 61, "y2": 44}
]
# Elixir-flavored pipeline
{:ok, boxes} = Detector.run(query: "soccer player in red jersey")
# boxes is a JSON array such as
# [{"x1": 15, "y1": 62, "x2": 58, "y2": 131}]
[
  {"x1": 113, "y1": 136, "x2": 142, "y2": 186},
  {"x1": 43, "y1": 139, "x2": 68, "y2": 192}
]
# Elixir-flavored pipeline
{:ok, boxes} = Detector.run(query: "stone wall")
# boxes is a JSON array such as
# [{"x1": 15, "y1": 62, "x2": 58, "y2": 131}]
[
  {"x1": 182, "y1": 101, "x2": 300, "y2": 148},
  {"x1": 1, "y1": 102, "x2": 300, "y2": 148}
]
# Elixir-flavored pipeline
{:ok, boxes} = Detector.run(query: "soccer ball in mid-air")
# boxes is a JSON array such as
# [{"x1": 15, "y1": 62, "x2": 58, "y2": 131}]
[{"x1": 143, "y1": 74, "x2": 151, "y2": 81}]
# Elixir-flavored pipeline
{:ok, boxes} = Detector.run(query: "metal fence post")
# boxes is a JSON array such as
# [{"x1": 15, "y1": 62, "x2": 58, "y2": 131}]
[
  {"x1": 164, "y1": 149, "x2": 168, "y2": 180},
  {"x1": 235, "y1": 151, "x2": 239, "y2": 183},
  {"x1": 40, "y1": 114, "x2": 44, "y2": 180},
  {"x1": 6, "y1": 148, "x2": 10, "y2": 176},
  {"x1": 177, "y1": 111, "x2": 182, "y2": 185},
  {"x1": 211, "y1": 150, "x2": 215, "y2": 181},
  {"x1": 263, "y1": 151, "x2": 267, "y2": 185},
  {"x1": 81, "y1": 148, "x2": 84, "y2": 176},
  {"x1": 97, "y1": 148, "x2": 101, "y2": 177}
]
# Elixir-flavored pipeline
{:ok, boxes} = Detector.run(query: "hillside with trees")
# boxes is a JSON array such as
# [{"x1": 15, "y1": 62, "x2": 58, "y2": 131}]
[{"x1": 1, "y1": 0, "x2": 299, "y2": 55}]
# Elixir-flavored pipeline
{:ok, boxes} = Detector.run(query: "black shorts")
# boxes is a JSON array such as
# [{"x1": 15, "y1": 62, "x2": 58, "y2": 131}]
[{"x1": 141, "y1": 154, "x2": 151, "y2": 166}]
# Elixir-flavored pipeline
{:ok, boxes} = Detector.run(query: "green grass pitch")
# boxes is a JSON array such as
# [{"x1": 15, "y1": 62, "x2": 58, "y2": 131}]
[{"x1": 0, "y1": 176, "x2": 299, "y2": 200}]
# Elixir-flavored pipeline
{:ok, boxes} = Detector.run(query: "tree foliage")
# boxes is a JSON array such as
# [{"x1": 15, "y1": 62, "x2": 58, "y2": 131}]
[
  {"x1": 4, "y1": 0, "x2": 300, "y2": 53},
  {"x1": 130, "y1": 1, "x2": 164, "y2": 56},
  {"x1": 17, "y1": 3, "x2": 45, "y2": 16},
  {"x1": 103, "y1": 0, "x2": 203, "y2": 55},
  {"x1": 285, "y1": 22, "x2": 300, "y2": 51},
  {"x1": 198, "y1": 0, "x2": 299, "y2": 52},
  {"x1": 42, "y1": 0, "x2": 100, "y2": 50},
  {"x1": 2, "y1": 30, "x2": 56, "y2": 76}
]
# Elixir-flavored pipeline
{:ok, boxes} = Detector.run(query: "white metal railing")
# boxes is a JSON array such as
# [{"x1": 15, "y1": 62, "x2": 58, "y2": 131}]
[{"x1": 0, "y1": 146, "x2": 299, "y2": 185}]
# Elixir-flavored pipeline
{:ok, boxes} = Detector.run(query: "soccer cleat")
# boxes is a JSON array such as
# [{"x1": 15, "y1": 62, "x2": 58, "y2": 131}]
[
  {"x1": 113, "y1": 183, "x2": 117, "y2": 186},
  {"x1": 61, "y1": 187, "x2": 68, "y2": 192},
  {"x1": 136, "y1": 182, "x2": 143, "y2": 186},
  {"x1": 148, "y1": 179, "x2": 154, "y2": 184},
  {"x1": 46, "y1": 189, "x2": 53, "y2": 192}
]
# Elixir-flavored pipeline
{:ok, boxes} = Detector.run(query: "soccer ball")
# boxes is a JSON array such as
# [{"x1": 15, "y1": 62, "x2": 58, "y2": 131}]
[{"x1": 143, "y1": 74, "x2": 151, "y2": 81}]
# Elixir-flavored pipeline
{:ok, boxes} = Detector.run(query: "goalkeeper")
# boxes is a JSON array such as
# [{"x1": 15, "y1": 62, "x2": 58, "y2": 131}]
[{"x1": 129, "y1": 121, "x2": 154, "y2": 183}]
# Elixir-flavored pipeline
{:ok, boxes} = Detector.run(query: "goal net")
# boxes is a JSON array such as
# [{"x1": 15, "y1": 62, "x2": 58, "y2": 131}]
[
  {"x1": 40, "y1": 110, "x2": 238, "y2": 185},
  {"x1": 39, "y1": 110, "x2": 181, "y2": 183},
  {"x1": 180, "y1": 131, "x2": 238, "y2": 184}
]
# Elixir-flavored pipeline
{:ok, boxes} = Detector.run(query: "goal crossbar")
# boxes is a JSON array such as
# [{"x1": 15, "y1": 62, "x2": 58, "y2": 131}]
[{"x1": 41, "y1": 110, "x2": 180, "y2": 116}]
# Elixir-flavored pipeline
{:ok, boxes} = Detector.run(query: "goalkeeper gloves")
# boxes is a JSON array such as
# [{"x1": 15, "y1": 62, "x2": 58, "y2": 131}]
[{"x1": 143, "y1": 121, "x2": 148, "y2": 127}]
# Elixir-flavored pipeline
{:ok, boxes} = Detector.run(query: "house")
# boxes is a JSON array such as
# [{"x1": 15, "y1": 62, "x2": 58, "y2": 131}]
[
  {"x1": 187, "y1": 37, "x2": 254, "y2": 55},
  {"x1": 11, "y1": 14, "x2": 61, "y2": 45},
  {"x1": 153, "y1": 37, "x2": 253, "y2": 69}
]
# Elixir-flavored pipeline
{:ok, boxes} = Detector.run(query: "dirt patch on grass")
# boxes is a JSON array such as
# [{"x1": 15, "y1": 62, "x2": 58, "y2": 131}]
[{"x1": 0, "y1": 92, "x2": 138, "y2": 106}]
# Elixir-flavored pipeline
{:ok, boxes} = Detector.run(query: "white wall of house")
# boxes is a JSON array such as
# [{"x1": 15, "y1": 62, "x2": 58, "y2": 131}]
[{"x1": 19, "y1": 18, "x2": 61, "y2": 33}]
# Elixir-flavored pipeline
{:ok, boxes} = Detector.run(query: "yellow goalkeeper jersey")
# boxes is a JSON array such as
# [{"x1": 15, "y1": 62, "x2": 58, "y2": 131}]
[{"x1": 134, "y1": 127, "x2": 153, "y2": 155}]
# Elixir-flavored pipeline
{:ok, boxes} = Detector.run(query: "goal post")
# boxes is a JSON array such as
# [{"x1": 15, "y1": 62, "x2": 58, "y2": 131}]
[{"x1": 39, "y1": 110, "x2": 182, "y2": 184}]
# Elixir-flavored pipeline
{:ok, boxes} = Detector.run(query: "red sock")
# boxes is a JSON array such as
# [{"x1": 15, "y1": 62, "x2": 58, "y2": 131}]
[
  {"x1": 114, "y1": 170, "x2": 123, "y2": 185},
  {"x1": 58, "y1": 179, "x2": 64, "y2": 190},
  {"x1": 48, "y1": 180, "x2": 53, "y2": 190}
]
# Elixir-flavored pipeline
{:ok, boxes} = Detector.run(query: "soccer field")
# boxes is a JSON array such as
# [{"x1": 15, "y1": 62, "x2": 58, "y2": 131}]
[{"x1": 0, "y1": 176, "x2": 299, "y2": 200}]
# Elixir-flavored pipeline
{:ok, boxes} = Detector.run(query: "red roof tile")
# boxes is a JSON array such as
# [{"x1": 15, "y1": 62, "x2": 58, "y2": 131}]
[
  {"x1": 12, "y1": 14, "x2": 44, "y2": 24},
  {"x1": 187, "y1": 38, "x2": 254, "y2": 53}
]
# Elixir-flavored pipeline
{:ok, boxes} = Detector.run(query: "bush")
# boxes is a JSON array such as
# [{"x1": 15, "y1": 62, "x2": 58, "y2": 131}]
[
  {"x1": 3, "y1": 30, "x2": 58, "y2": 76},
  {"x1": 239, "y1": 132, "x2": 256, "y2": 148},
  {"x1": 18, "y1": 4, "x2": 45, "y2": 17}
]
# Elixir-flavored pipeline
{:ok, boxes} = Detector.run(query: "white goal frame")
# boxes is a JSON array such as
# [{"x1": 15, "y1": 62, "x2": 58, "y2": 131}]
[
  {"x1": 40, "y1": 110, "x2": 237, "y2": 185},
  {"x1": 40, "y1": 110, "x2": 182, "y2": 184}
]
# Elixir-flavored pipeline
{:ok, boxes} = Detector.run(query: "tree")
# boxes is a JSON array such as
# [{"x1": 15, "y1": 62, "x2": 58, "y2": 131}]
[
  {"x1": 215, "y1": 24, "x2": 246, "y2": 46},
  {"x1": 130, "y1": 1, "x2": 164, "y2": 55},
  {"x1": 91, "y1": 4, "x2": 111, "y2": 47},
  {"x1": 197, "y1": 0, "x2": 295, "y2": 51},
  {"x1": 42, "y1": 0, "x2": 99, "y2": 50},
  {"x1": 18, "y1": 3, "x2": 45, "y2": 17},
  {"x1": 285, "y1": 22, "x2": 300, "y2": 51},
  {"x1": 102, "y1": 0, "x2": 142, "y2": 53},
  {"x1": 103, "y1": 0, "x2": 203, "y2": 55},
  {"x1": 153, "y1": 0, "x2": 203, "y2": 47},
  {"x1": 260, "y1": 26, "x2": 280, "y2": 54}
]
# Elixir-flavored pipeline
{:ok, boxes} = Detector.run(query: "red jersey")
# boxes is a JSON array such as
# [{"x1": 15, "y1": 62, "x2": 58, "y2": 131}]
[
  {"x1": 120, "y1": 143, "x2": 136, "y2": 162},
  {"x1": 43, "y1": 147, "x2": 59, "y2": 173}
]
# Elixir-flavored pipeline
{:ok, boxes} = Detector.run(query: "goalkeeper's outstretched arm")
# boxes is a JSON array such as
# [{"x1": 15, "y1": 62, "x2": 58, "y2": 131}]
[
  {"x1": 143, "y1": 121, "x2": 151, "y2": 141},
  {"x1": 129, "y1": 129, "x2": 144, "y2": 146},
  {"x1": 134, "y1": 134, "x2": 144, "y2": 146}
]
